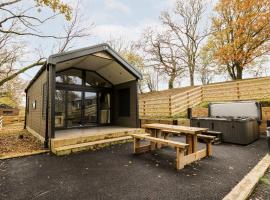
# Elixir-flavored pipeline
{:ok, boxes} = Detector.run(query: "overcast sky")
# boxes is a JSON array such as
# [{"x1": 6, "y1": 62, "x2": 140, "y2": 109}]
[
  {"x1": 20, "y1": 0, "x2": 269, "y2": 89},
  {"x1": 20, "y1": 0, "x2": 177, "y2": 82}
]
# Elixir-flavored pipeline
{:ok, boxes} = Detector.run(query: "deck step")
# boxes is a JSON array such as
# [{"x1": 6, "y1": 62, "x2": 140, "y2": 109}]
[
  {"x1": 52, "y1": 136, "x2": 133, "y2": 156},
  {"x1": 51, "y1": 128, "x2": 145, "y2": 149}
]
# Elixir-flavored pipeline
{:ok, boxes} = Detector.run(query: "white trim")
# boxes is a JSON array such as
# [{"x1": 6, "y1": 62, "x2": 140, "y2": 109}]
[{"x1": 26, "y1": 126, "x2": 45, "y2": 143}]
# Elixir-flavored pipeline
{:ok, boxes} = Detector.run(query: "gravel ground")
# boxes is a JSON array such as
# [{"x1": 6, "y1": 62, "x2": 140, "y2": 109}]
[
  {"x1": 0, "y1": 136, "x2": 268, "y2": 200},
  {"x1": 249, "y1": 167, "x2": 270, "y2": 200}
]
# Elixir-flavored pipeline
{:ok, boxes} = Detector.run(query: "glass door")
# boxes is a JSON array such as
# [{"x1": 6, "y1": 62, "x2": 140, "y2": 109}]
[
  {"x1": 55, "y1": 90, "x2": 66, "y2": 128},
  {"x1": 67, "y1": 91, "x2": 82, "y2": 128},
  {"x1": 84, "y1": 92, "x2": 97, "y2": 126},
  {"x1": 99, "y1": 92, "x2": 111, "y2": 124}
]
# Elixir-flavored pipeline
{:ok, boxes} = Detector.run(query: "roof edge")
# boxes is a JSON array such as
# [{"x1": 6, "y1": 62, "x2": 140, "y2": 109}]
[
  {"x1": 25, "y1": 43, "x2": 143, "y2": 93},
  {"x1": 25, "y1": 63, "x2": 47, "y2": 92},
  {"x1": 47, "y1": 43, "x2": 142, "y2": 79}
]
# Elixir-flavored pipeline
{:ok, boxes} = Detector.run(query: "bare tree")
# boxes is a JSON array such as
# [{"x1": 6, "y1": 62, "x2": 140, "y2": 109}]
[
  {"x1": 0, "y1": 1, "x2": 93, "y2": 87},
  {"x1": 106, "y1": 37, "x2": 158, "y2": 93},
  {"x1": 140, "y1": 28, "x2": 185, "y2": 89},
  {"x1": 160, "y1": 0, "x2": 209, "y2": 86},
  {"x1": 196, "y1": 47, "x2": 217, "y2": 85}
]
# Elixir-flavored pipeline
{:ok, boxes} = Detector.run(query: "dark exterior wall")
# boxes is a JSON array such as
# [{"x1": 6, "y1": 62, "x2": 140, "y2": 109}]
[
  {"x1": 0, "y1": 108, "x2": 19, "y2": 116},
  {"x1": 26, "y1": 70, "x2": 47, "y2": 138},
  {"x1": 112, "y1": 80, "x2": 139, "y2": 128}
]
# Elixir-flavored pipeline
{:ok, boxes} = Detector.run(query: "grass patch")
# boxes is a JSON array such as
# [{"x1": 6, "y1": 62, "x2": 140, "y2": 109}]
[{"x1": 259, "y1": 175, "x2": 270, "y2": 185}]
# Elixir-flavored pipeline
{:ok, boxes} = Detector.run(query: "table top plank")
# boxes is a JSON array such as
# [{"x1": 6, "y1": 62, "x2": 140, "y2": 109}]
[
  {"x1": 131, "y1": 133, "x2": 189, "y2": 149},
  {"x1": 142, "y1": 123, "x2": 208, "y2": 135}
]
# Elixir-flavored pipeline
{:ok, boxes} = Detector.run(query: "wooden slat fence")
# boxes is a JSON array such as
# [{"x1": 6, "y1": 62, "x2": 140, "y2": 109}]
[
  {"x1": 0, "y1": 116, "x2": 2, "y2": 129},
  {"x1": 1, "y1": 115, "x2": 25, "y2": 126},
  {"x1": 139, "y1": 76, "x2": 270, "y2": 118}
]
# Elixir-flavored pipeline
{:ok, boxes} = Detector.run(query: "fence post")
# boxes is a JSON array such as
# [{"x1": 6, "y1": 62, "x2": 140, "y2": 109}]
[
  {"x1": 143, "y1": 101, "x2": 146, "y2": 117},
  {"x1": 237, "y1": 82, "x2": 240, "y2": 100},
  {"x1": 169, "y1": 97, "x2": 172, "y2": 117},
  {"x1": 200, "y1": 86, "x2": 204, "y2": 102}
]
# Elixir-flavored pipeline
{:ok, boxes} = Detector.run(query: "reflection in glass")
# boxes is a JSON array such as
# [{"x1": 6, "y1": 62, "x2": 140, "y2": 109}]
[
  {"x1": 84, "y1": 92, "x2": 97, "y2": 125},
  {"x1": 56, "y1": 69, "x2": 82, "y2": 85},
  {"x1": 85, "y1": 71, "x2": 111, "y2": 87},
  {"x1": 55, "y1": 90, "x2": 65, "y2": 127},
  {"x1": 67, "y1": 91, "x2": 82, "y2": 127},
  {"x1": 99, "y1": 93, "x2": 111, "y2": 124}
]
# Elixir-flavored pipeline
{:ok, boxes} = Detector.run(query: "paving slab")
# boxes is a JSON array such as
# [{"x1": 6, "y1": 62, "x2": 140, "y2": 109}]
[{"x1": 0, "y1": 136, "x2": 268, "y2": 200}]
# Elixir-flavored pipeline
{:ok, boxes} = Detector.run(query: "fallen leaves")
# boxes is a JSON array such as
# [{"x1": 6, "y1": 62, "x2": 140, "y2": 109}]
[{"x1": 0, "y1": 125, "x2": 44, "y2": 157}]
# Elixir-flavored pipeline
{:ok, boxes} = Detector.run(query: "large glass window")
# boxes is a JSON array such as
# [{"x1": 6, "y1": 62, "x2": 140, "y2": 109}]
[
  {"x1": 84, "y1": 92, "x2": 97, "y2": 125},
  {"x1": 56, "y1": 69, "x2": 83, "y2": 85},
  {"x1": 55, "y1": 90, "x2": 66, "y2": 128},
  {"x1": 85, "y1": 71, "x2": 111, "y2": 87},
  {"x1": 67, "y1": 91, "x2": 82, "y2": 128},
  {"x1": 99, "y1": 92, "x2": 111, "y2": 124}
]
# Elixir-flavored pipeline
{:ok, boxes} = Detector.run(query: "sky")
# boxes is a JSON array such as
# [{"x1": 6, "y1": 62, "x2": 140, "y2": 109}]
[
  {"x1": 20, "y1": 0, "x2": 177, "y2": 83},
  {"x1": 18, "y1": 0, "x2": 269, "y2": 90}
]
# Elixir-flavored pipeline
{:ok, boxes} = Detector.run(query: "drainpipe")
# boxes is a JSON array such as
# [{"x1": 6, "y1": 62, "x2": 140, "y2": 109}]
[{"x1": 44, "y1": 64, "x2": 49, "y2": 148}]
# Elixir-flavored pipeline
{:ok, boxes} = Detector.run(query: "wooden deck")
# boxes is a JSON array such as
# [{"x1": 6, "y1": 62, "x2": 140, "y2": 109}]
[
  {"x1": 55, "y1": 126, "x2": 142, "y2": 138},
  {"x1": 51, "y1": 126, "x2": 145, "y2": 155}
]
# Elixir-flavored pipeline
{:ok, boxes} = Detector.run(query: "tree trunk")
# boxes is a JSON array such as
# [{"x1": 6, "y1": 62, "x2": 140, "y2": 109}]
[
  {"x1": 168, "y1": 75, "x2": 176, "y2": 89},
  {"x1": 189, "y1": 73, "x2": 194, "y2": 86},
  {"x1": 236, "y1": 64, "x2": 243, "y2": 80}
]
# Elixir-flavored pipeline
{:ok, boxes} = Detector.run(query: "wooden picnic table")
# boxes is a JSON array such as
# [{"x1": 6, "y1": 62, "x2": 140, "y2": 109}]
[{"x1": 142, "y1": 123, "x2": 208, "y2": 155}]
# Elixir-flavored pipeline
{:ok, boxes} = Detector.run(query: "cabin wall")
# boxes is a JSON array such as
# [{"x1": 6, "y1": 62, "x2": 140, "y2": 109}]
[
  {"x1": 26, "y1": 70, "x2": 47, "y2": 139},
  {"x1": 112, "y1": 80, "x2": 138, "y2": 127}
]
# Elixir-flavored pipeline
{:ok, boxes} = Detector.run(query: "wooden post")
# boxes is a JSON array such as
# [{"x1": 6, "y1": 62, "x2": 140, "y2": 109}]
[
  {"x1": 143, "y1": 101, "x2": 146, "y2": 116},
  {"x1": 156, "y1": 129, "x2": 162, "y2": 149},
  {"x1": 186, "y1": 135, "x2": 193, "y2": 154},
  {"x1": 176, "y1": 147, "x2": 185, "y2": 170},
  {"x1": 206, "y1": 142, "x2": 212, "y2": 156},
  {"x1": 150, "y1": 129, "x2": 157, "y2": 150},
  {"x1": 134, "y1": 138, "x2": 141, "y2": 154},
  {"x1": 163, "y1": 132, "x2": 169, "y2": 140},
  {"x1": 192, "y1": 135, "x2": 198, "y2": 153},
  {"x1": 237, "y1": 82, "x2": 240, "y2": 100}
]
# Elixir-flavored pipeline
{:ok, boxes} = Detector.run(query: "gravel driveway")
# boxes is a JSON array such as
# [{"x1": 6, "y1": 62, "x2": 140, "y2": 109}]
[{"x1": 0, "y1": 136, "x2": 268, "y2": 200}]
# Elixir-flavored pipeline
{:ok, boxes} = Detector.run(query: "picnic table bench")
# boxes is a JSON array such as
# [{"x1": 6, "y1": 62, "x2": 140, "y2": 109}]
[
  {"x1": 131, "y1": 124, "x2": 215, "y2": 170},
  {"x1": 131, "y1": 133, "x2": 189, "y2": 170}
]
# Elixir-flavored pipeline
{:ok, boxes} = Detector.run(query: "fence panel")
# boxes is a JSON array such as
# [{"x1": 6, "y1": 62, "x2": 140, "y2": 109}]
[
  {"x1": 139, "y1": 76, "x2": 270, "y2": 118},
  {"x1": 0, "y1": 116, "x2": 2, "y2": 129}
]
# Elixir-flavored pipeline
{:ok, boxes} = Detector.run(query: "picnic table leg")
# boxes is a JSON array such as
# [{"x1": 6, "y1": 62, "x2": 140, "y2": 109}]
[
  {"x1": 156, "y1": 129, "x2": 162, "y2": 149},
  {"x1": 163, "y1": 132, "x2": 169, "y2": 140},
  {"x1": 133, "y1": 138, "x2": 141, "y2": 154},
  {"x1": 206, "y1": 141, "x2": 212, "y2": 156},
  {"x1": 176, "y1": 147, "x2": 185, "y2": 170},
  {"x1": 192, "y1": 135, "x2": 198, "y2": 153},
  {"x1": 149, "y1": 129, "x2": 157, "y2": 150},
  {"x1": 186, "y1": 135, "x2": 193, "y2": 154}
]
